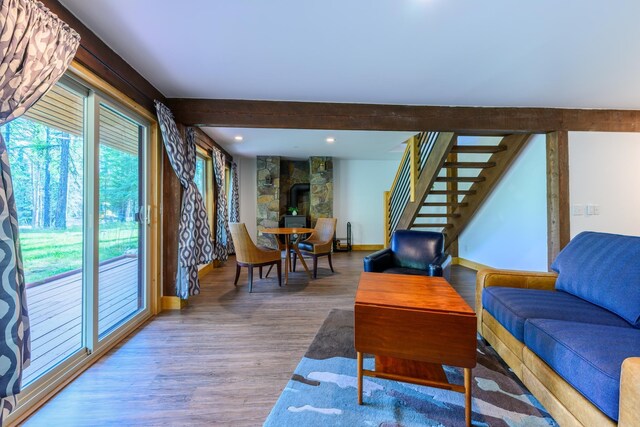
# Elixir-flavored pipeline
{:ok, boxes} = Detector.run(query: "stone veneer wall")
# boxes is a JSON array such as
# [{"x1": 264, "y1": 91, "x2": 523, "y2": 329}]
[
  {"x1": 309, "y1": 156, "x2": 333, "y2": 227},
  {"x1": 279, "y1": 160, "x2": 310, "y2": 218},
  {"x1": 256, "y1": 156, "x2": 280, "y2": 247}
]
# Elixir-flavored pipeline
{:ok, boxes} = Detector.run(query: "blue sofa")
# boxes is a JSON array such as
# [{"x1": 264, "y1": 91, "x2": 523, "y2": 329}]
[{"x1": 477, "y1": 231, "x2": 640, "y2": 426}]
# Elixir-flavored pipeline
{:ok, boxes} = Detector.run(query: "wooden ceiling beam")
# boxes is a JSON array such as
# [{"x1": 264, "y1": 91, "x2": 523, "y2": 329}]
[{"x1": 166, "y1": 98, "x2": 640, "y2": 133}]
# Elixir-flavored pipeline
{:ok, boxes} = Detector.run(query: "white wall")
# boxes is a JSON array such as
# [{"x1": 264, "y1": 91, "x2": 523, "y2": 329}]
[
  {"x1": 568, "y1": 132, "x2": 640, "y2": 237},
  {"x1": 237, "y1": 156, "x2": 258, "y2": 239},
  {"x1": 333, "y1": 159, "x2": 399, "y2": 245},
  {"x1": 459, "y1": 134, "x2": 548, "y2": 271}
]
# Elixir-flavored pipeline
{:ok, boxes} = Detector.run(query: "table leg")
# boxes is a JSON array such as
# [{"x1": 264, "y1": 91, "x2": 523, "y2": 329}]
[
  {"x1": 357, "y1": 351, "x2": 363, "y2": 405},
  {"x1": 464, "y1": 368, "x2": 472, "y2": 427},
  {"x1": 284, "y1": 237, "x2": 290, "y2": 285}
]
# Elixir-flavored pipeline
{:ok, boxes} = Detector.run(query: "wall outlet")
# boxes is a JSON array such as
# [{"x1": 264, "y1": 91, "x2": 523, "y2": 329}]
[{"x1": 571, "y1": 204, "x2": 585, "y2": 216}]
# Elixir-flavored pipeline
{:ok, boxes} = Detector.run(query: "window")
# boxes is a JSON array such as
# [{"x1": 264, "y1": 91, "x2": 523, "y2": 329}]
[
  {"x1": 1, "y1": 70, "x2": 156, "y2": 421},
  {"x1": 195, "y1": 154, "x2": 206, "y2": 198}
]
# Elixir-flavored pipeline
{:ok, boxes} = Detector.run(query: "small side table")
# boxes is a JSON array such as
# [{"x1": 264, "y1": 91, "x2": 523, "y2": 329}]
[{"x1": 354, "y1": 272, "x2": 477, "y2": 426}]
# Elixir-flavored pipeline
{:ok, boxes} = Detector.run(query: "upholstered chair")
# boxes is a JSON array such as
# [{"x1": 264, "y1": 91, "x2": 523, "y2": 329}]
[
  {"x1": 363, "y1": 230, "x2": 452, "y2": 281},
  {"x1": 229, "y1": 223, "x2": 282, "y2": 292},
  {"x1": 292, "y1": 218, "x2": 337, "y2": 278}
]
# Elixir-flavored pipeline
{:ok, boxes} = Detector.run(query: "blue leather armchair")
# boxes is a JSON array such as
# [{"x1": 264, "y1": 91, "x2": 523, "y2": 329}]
[{"x1": 363, "y1": 230, "x2": 452, "y2": 281}]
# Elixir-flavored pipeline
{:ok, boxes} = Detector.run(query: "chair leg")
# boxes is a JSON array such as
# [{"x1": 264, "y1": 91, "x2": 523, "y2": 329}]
[
  {"x1": 276, "y1": 262, "x2": 282, "y2": 287},
  {"x1": 234, "y1": 264, "x2": 241, "y2": 286},
  {"x1": 265, "y1": 264, "x2": 274, "y2": 278},
  {"x1": 288, "y1": 250, "x2": 293, "y2": 272},
  {"x1": 328, "y1": 253, "x2": 334, "y2": 273},
  {"x1": 292, "y1": 252, "x2": 297, "y2": 272},
  {"x1": 313, "y1": 255, "x2": 318, "y2": 279},
  {"x1": 259, "y1": 266, "x2": 263, "y2": 279},
  {"x1": 248, "y1": 267, "x2": 254, "y2": 293}
]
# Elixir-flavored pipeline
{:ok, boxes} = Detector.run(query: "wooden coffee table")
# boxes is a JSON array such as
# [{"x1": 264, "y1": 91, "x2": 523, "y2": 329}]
[{"x1": 354, "y1": 272, "x2": 477, "y2": 426}]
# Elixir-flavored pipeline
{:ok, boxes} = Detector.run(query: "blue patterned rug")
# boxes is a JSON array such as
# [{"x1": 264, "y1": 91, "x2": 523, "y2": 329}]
[{"x1": 264, "y1": 309, "x2": 557, "y2": 427}]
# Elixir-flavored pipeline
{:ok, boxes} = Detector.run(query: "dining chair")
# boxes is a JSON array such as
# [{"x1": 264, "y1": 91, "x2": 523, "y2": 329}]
[
  {"x1": 292, "y1": 217, "x2": 337, "y2": 278},
  {"x1": 229, "y1": 223, "x2": 282, "y2": 292}
]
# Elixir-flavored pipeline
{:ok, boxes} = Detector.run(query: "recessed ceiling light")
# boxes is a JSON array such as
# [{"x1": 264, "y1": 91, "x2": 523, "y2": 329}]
[
  {"x1": 234, "y1": 135, "x2": 243, "y2": 141},
  {"x1": 326, "y1": 137, "x2": 335, "y2": 143}
]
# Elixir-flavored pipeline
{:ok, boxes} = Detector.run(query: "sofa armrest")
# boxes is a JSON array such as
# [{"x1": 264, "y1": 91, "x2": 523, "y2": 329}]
[
  {"x1": 428, "y1": 253, "x2": 452, "y2": 280},
  {"x1": 363, "y1": 248, "x2": 393, "y2": 272},
  {"x1": 476, "y1": 268, "x2": 558, "y2": 334},
  {"x1": 619, "y1": 357, "x2": 640, "y2": 426}
]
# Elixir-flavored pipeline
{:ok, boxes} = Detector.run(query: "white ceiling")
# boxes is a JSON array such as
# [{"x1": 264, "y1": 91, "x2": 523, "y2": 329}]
[
  {"x1": 203, "y1": 128, "x2": 416, "y2": 159},
  {"x1": 59, "y1": 0, "x2": 640, "y2": 157}
]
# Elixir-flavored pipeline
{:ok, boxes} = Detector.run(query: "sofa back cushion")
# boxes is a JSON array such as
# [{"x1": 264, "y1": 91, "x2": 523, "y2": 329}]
[
  {"x1": 391, "y1": 230, "x2": 443, "y2": 270},
  {"x1": 551, "y1": 231, "x2": 640, "y2": 327}
]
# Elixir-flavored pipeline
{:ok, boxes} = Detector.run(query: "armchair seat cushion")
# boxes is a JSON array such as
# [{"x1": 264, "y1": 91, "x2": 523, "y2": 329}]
[
  {"x1": 524, "y1": 319, "x2": 640, "y2": 421},
  {"x1": 297, "y1": 241, "x2": 314, "y2": 252},
  {"x1": 384, "y1": 267, "x2": 433, "y2": 276},
  {"x1": 483, "y1": 287, "x2": 630, "y2": 342}
]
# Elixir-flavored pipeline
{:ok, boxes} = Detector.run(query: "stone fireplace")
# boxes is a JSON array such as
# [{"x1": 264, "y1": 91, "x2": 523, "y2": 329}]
[{"x1": 256, "y1": 156, "x2": 333, "y2": 245}]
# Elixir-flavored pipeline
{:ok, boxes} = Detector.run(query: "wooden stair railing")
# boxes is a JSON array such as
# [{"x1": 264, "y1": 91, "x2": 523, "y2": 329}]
[
  {"x1": 384, "y1": 131, "x2": 532, "y2": 251},
  {"x1": 384, "y1": 131, "x2": 451, "y2": 246}
]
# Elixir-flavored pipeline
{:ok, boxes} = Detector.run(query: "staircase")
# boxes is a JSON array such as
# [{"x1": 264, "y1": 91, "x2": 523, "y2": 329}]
[{"x1": 384, "y1": 132, "x2": 532, "y2": 251}]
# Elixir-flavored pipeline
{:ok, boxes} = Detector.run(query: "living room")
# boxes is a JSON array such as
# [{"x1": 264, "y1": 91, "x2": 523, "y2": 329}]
[{"x1": 1, "y1": 1, "x2": 639, "y2": 426}]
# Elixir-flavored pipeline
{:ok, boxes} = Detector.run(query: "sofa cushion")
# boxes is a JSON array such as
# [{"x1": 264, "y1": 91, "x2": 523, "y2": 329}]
[
  {"x1": 483, "y1": 287, "x2": 630, "y2": 341},
  {"x1": 551, "y1": 231, "x2": 640, "y2": 327},
  {"x1": 524, "y1": 319, "x2": 640, "y2": 421}
]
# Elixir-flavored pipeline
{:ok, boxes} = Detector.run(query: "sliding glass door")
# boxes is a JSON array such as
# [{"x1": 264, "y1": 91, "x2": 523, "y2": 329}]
[
  {"x1": 97, "y1": 103, "x2": 146, "y2": 338},
  {"x1": 2, "y1": 81, "x2": 87, "y2": 385},
  {"x1": 0, "y1": 75, "x2": 151, "y2": 395}
]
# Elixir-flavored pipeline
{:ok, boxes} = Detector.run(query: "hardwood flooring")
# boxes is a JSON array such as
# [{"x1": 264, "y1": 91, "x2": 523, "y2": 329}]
[{"x1": 21, "y1": 252, "x2": 476, "y2": 426}]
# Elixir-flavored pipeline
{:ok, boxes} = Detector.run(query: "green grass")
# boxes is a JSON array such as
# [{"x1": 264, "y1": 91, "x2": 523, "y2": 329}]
[{"x1": 20, "y1": 222, "x2": 139, "y2": 283}]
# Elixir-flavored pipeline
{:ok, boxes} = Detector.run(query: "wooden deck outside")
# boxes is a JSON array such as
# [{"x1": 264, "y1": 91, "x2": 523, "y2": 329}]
[{"x1": 24, "y1": 256, "x2": 140, "y2": 385}]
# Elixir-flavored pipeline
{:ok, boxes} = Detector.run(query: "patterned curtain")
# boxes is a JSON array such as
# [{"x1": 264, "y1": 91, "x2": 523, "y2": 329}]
[
  {"x1": 0, "y1": 0, "x2": 80, "y2": 421},
  {"x1": 227, "y1": 162, "x2": 240, "y2": 254},
  {"x1": 212, "y1": 149, "x2": 229, "y2": 261},
  {"x1": 155, "y1": 103, "x2": 213, "y2": 299}
]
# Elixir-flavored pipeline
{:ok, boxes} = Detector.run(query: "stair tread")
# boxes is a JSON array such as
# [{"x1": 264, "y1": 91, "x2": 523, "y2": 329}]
[
  {"x1": 423, "y1": 202, "x2": 469, "y2": 207},
  {"x1": 412, "y1": 223, "x2": 454, "y2": 228},
  {"x1": 435, "y1": 177, "x2": 485, "y2": 182},
  {"x1": 451, "y1": 145, "x2": 507, "y2": 153},
  {"x1": 417, "y1": 213, "x2": 461, "y2": 218},
  {"x1": 430, "y1": 190, "x2": 476, "y2": 195},
  {"x1": 443, "y1": 161, "x2": 496, "y2": 168}
]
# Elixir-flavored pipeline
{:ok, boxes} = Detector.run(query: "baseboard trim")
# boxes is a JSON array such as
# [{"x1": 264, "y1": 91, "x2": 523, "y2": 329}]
[
  {"x1": 452, "y1": 257, "x2": 492, "y2": 271},
  {"x1": 161, "y1": 296, "x2": 188, "y2": 310},
  {"x1": 351, "y1": 244, "x2": 384, "y2": 251},
  {"x1": 198, "y1": 263, "x2": 214, "y2": 278}
]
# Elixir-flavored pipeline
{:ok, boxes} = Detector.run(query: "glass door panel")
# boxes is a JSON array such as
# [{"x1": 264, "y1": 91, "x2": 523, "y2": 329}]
[
  {"x1": 1, "y1": 83, "x2": 85, "y2": 385},
  {"x1": 97, "y1": 103, "x2": 144, "y2": 338}
]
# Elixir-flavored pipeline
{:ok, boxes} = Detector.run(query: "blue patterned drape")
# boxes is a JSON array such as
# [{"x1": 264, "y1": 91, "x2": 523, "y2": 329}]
[
  {"x1": 155, "y1": 102, "x2": 214, "y2": 299},
  {"x1": 212, "y1": 149, "x2": 229, "y2": 261},
  {"x1": 227, "y1": 162, "x2": 239, "y2": 254},
  {"x1": 0, "y1": 0, "x2": 79, "y2": 421}
]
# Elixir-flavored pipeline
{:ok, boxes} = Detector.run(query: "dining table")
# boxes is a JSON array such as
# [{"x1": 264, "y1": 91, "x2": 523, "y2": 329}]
[{"x1": 261, "y1": 227, "x2": 315, "y2": 285}]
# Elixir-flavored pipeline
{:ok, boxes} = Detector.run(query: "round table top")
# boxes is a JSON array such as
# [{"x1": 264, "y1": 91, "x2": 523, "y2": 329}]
[{"x1": 262, "y1": 227, "x2": 315, "y2": 235}]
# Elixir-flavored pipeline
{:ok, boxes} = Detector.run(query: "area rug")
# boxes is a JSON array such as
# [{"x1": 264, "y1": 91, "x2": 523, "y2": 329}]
[{"x1": 264, "y1": 309, "x2": 557, "y2": 427}]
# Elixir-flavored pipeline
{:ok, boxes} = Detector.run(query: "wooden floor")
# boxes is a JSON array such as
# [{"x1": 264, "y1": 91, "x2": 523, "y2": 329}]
[
  {"x1": 24, "y1": 256, "x2": 140, "y2": 385},
  {"x1": 22, "y1": 252, "x2": 476, "y2": 426}
]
